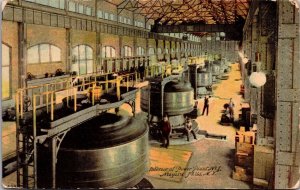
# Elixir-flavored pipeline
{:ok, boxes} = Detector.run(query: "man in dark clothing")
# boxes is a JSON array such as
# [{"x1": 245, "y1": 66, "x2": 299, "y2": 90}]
[
  {"x1": 138, "y1": 63, "x2": 145, "y2": 81},
  {"x1": 130, "y1": 66, "x2": 135, "y2": 73},
  {"x1": 202, "y1": 96, "x2": 210, "y2": 116},
  {"x1": 160, "y1": 114, "x2": 172, "y2": 148}
]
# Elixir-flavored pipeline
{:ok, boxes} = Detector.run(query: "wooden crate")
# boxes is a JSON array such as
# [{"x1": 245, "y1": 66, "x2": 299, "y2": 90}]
[
  {"x1": 236, "y1": 142, "x2": 254, "y2": 155},
  {"x1": 236, "y1": 131, "x2": 256, "y2": 144},
  {"x1": 253, "y1": 178, "x2": 269, "y2": 187},
  {"x1": 235, "y1": 154, "x2": 253, "y2": 168},
  {"x1": 232, "y1": 171, "x2": 252, "y2": 182},
  {"x1": 240, "y1": 126, "x2": 246, "y2": 132},
  {"x1": 253, "y1": 145, "x2": 274, "y2": 184},
  {"x1": 235, "y1": 166, "x2": 246, "y2": 174}
]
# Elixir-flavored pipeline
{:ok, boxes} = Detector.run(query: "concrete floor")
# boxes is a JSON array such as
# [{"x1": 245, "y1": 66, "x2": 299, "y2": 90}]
[
  {"x1": 2, "y1": 63, "x2": 251, "y2": 189},
  {"x1": 141, "y1": 63, "x2": 250, "y2": 189}
]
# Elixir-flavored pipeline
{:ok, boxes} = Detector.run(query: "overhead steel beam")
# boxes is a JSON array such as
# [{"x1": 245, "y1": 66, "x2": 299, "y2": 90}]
[{"x1": 243, "y1": 0, "x2": 259, "y2": 33}]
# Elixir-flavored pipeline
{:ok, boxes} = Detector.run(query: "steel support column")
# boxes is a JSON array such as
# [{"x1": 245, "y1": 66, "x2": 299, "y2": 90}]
[{"x1": 274, "y1": 1, "x2": 300, "y2": 188}]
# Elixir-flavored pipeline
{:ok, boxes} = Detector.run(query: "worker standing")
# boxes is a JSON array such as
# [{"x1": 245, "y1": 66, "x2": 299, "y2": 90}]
[
  {"x1": 160, "y1": 114, "x2": 172, "y2": 148},
  {"x1": 185, "y1": 117, "x2": 197, "y2": 141},
  {"x1": 202, "y1": 96, "x2": 210, "y2": 116},
  {"x1": 138, "y1": 63, "x2": 145, "y2": 81},
  {"x1": 228, "y1": 98, "x2": 235, "y2": 120}
]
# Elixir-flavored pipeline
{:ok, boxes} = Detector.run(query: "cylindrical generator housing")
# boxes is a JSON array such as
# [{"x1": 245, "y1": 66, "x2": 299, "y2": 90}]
[
  {"x1": 37, "y1": 113, "x2": 148, "y2": 189},
  {"x1": 211, "y1": 63, "x2": 220, "y2": 76},
  {"x1": 140, "y1": 80, "x2": 194, "y2": 116},
  {"x1": 189, "y1": 67, "x2": 213, "y2": 88}
]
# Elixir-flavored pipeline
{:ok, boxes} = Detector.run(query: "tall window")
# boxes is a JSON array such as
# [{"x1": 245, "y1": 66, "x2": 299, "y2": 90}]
[
  {"x1": 136, "y1": 47, "x2": 145, "y2": 56},
  {"x1": 110, "y1": 13, "x2": 115, "y2": 21},
  {"x1": 2, "y1": 44, "x2": 11, "y2": 100},
  {"x1": 104, "y1": 12, "x2": 109, "y2": 19},
  {"x1": 124, "y1": 46, "x2": 132, "y2": 57},
  {"x1": 27, "y1": 44, "x2": 61, "y2": 64},
  {"x1": 148, "y1": 47, "x2": 155, "y2": 55},
  {"x1": 72, "y1": 45, "x2": 93, "y2": 75},
  {"x1": 25, "y1": 0, "x2": 65, "y2": 9},
  {"x1": 78, "y1": 4, "x2": 84, "y2": 14},
  {"x1": 119, "y1": 16, "x2": 123, "y2": 22},
  {"x1": 68, "y1": 1, "x2": 76, "y2": 12},
  {"x1": 97, "y1": 10, "x2": 103, "y2": 18},
  {"x1": 157, "y1": 48, "x2": 162, "y2": 54},
  {"x1": 102, "y1": 46, "x2": 116, "y2": 58},
  {"x1": 67, "y1": 1, "x2": 93, "y2": 16},
  {"x1": 86, "y1": 6, "x2": 92, "y2": 15}
]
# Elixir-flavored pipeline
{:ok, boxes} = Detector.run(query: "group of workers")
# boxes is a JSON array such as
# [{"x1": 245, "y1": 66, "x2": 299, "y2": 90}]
[
  {"x1": 221, "y1": 98, "x2": 235, "y2": 123},
  {"x1": 127, "y1": 63, "x2": 145, "y2": 80},
  {"x1": 158, "y1": 97, "x2": 235, "y2": 148},
  {"x1": 199, "y1": 96, "x2": 235, "y2": 120},
  {"x1": 159, "y1": 114, "x2": 197, "y2": 148}
]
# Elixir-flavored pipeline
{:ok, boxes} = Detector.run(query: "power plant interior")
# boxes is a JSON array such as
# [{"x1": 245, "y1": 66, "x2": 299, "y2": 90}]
[{"x1": 1, "y1": 0, "x2": 300, "y2": 189}]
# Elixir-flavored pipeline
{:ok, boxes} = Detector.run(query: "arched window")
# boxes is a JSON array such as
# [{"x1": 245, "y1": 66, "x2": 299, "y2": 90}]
[
  {"x1": 181, "y1": 47, "x2": 185, "y2": 52},
  {"x1": 157, "y1": 48, "x2": 162, "y2": 55},
  {"x1": 136, "y1": 46, "x2": 145, "y2": 56},
  {"x1": 72, "y1": 45, "x2": 93, "y2": 75},
  {"x1": 2, "y1": 43, "x2": 11, "y2": 100},
  {"x1": 27, "y1": 43, "x2": 61, "y2": 64},
  {"x1": 148, "y1": 47, "x2": 155, "y2": 55},
  {"x1": 102, "y1": 46, "x2": 116, "y2": 58},
  {"x1": 165, "y1": 48, "x2": 169, "y2": 54},
  {"x1": 25, "y1": 0, "x2": 65, "y2": 9},
  {"x1": 124, "y1": 46, "x2": 132, "y2": 57}
]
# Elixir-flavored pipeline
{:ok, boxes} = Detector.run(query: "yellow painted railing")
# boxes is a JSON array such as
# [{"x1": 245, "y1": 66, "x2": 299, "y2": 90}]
[{"x1": 15, "y1": 72, "x2": 141, "y2": 121}]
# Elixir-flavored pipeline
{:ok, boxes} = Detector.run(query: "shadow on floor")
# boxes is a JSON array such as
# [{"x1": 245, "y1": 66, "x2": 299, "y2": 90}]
[
  {"x1": 225, "y1": 148, "x2": 252, "y2": 189},
  {"x1": 232, "y1": 120, "x2": 241, "y2": 129}
]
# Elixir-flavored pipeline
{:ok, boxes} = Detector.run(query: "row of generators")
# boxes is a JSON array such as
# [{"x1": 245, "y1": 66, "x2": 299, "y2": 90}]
[
  {"x1": 186, "y1": 58, "x2": 231, "y2": 98},
  {"x1": 34, "y1": 58, "x2": 231, "y2": 189},
  {"x1": 140, "y1": 58, "x2": 232, "y2": 139}
]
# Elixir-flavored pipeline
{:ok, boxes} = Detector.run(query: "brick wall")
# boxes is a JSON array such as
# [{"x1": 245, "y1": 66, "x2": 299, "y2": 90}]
[
  {"x1": 27, "y1": 24, "x2": 67, "y2": 75},
  {"x1": 2, "y1": 21, "x2": 19, "y2": 108},
  {"x1": 101, "y1": 33, "x2": 120, "y2": 57}
]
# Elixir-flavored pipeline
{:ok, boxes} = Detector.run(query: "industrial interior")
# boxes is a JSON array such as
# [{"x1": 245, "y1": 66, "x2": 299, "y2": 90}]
[{"x1": 1, "y1": 0, "x2": 300, "y2": 189}]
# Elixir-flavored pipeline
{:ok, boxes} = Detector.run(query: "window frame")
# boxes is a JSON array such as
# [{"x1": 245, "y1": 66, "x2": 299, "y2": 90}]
[
  {"x1": 68, "y1": 1, "x2": 76, "y2": 12},
  {"x1": 127, "y1": 18, "x2": 131, "y2": 25},
  {"x1": 104, "y1": 12, "x2": 109, "y2": 20},
  {"x1": 2, "y1": 43, "x2": 12, "y2": 100},
  {"x1": 72, "y1": 44, "x2": 94, "y2": 75},
  {"x1": 110, "y1": 13, "x2": 115, "y2": 21},
  {"x1": 97, "y1": 10, "x2": 103, "y2": 18},
  {"x1": 25, "y1": 0, "x2": 65, "y2": 9},
  {"x1": 124, "y1": 45, "x2": 132, "y2": 57},
  {"x1": 102, "y1": 46, "x2": 116, "y2": 58},
  {"x1": 78, "y1": 4, "x2": 84, "y2": 14},
  {"x1": 157, "y1": 48, "x2": 162, "y2": 55},
  {"x1": 27, "y1": 43, "x2": 62, "y2": 65},
  {"x1": 86, "y1": 6, "x2": 92, "y2": 16},
  {"x1": 136, "y1": 46, "x2": 145, "y2": 56},
  {"x1": 148, "y1": 47, "x2": 155, "y2": 55}
]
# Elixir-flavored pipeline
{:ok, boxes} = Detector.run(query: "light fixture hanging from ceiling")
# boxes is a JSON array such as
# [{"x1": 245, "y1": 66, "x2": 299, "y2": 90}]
[
  {"x1": 242, "y1": 57, "x2": 249, "y2": 64},
  {"x1": 220, "y1": 32, "x2": 226, "y2": 37},
  {"x1": 249, "y1": 52, "x2": 267, "y2": 87}
]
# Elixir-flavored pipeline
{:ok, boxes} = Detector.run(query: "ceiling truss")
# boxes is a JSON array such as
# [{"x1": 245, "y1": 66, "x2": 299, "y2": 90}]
[{"x1": 117, "y1": 0, "x2": 251, "y2": 25}]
